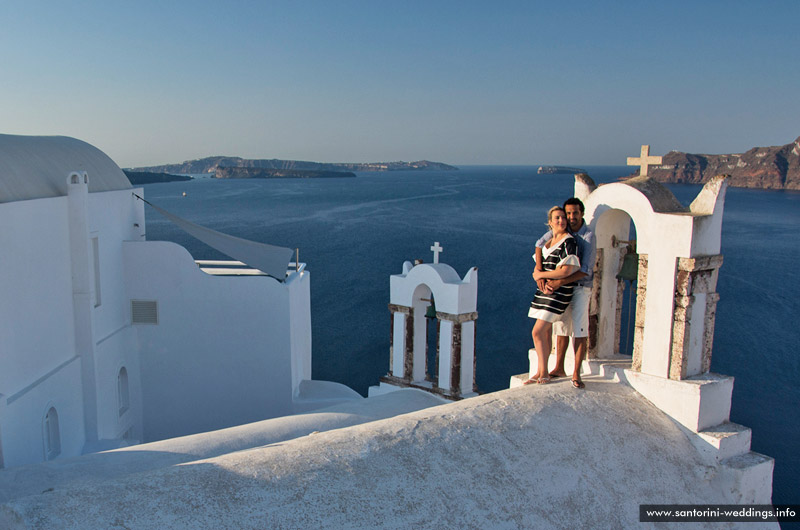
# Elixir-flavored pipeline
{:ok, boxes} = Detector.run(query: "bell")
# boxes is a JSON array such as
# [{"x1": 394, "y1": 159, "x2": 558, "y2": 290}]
[
  {"x1": 617, "y1": 251, "x2": 639, "y2": 281},
  {"x1": 425, "y1": 300, "x2": 437, "y2": 319}
]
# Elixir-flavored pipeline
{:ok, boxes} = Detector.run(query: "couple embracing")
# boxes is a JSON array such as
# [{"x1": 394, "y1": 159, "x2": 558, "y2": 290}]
[{"x1": 525, "y1": 197, "x2": 596, "y2": 388}]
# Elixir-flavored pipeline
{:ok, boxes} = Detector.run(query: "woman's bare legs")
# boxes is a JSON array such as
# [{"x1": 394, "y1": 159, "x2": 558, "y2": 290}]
[{"x1": 531, "y1": 319, "x2": 553, "y2": 383}]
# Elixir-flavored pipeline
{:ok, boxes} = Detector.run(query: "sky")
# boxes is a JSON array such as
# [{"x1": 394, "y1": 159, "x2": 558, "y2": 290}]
[{"x1": 1, "y1": 0, "x2": 798, "y2": 167}]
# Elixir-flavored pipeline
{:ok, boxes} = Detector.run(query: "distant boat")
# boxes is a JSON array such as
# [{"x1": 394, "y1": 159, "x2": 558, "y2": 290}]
[{"x1": 537, "y1": 165, "x2": 587, "y2": 175}]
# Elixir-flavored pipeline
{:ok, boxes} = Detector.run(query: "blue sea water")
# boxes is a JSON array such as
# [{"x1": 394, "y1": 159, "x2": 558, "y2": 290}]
[{"x1": 141, "y1": 166, "x2": 799, "y2": 506}]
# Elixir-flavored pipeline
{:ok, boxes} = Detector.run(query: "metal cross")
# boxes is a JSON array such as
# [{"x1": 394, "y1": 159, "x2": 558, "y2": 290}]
[
  {"x1": 430, "y1": 241, "x2": 443, "y2": 264},
  {"x1": 627, "y1": 145, "x2": 663, "y2": 177}
]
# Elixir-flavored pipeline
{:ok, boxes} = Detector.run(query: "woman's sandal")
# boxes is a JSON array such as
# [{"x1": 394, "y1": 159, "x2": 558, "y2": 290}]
[
  {"x1": 571, "y1": 379, "x2": 585, "y2": 389},
  {"x1": 523, "y1": 378, "x2": 537, "y2": 385}
]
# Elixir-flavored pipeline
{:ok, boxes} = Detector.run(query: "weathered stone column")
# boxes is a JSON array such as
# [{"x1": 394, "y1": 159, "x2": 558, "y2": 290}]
[
  {"x1": 436, "y1": 311, "x2": 478, "y2": 398},
  {"x1": 632, "y1": 254, "x2": 649, "y2": 372},
  {"x1": 613, "y1": 251, "x2": 627, "y2": 356},
  {"x1": 587, "y1": 248, "x2": 602, "y2": 359},
  {"x1": 388, "y1": 304, "x2": 413, "y2": 381},
  {"x1": 388, "y1": 311, "x2": 394, "y2": 375},
  {"x1": 668, "y1": 255, "x2": 723, "y2": 380}
]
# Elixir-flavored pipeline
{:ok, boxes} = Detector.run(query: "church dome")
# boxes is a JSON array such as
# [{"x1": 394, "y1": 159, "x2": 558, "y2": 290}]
[{"x1": 0, "y1": 134, "x2": 131, "y2": 203}]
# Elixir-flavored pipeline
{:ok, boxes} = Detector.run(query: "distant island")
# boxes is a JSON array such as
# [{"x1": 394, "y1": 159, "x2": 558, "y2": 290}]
[
  {"x1": 626, "y1": 136, "x2": 800, "y2": 190},
  {"x1": 215, "y1": 167, "x2": 355, "y2": 179},
  {"x1": 537, "y1": 166, "x2": 587, "y2": 175},
  {"x1": 123, "y1": 171, "x2": 192, "y2": 185},
  {"x1": 130, "y1": 157, "x2": 458, "y2": 176}
]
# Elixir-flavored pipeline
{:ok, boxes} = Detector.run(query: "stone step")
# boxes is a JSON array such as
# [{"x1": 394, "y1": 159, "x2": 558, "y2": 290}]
[
  {"x1": 620, "y1": 370, "x2": 734, "y2": 432},
  {"x1": 697, "y1": 422, "x2": 752, "y2": 462},
  {"x1": 584, "y1": 356, "x2": 632, "y2": 378},
  {"x1": 508, "y1": 373, "x2": 530, "y2": 388},
  {"x1": 527, "y1": 349, "x2": 633, "y2": 378},
  {"x1": 513, "y1": 354, "x2": 633, "y2": 388},
  {"x1": 718, "y1": 451, "x2": 775, "y2": 504}
]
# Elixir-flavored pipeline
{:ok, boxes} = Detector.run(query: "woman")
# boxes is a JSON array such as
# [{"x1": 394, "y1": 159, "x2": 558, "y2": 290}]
[{"x1": 524, "y1": 206, "x2": 580, "y2": 385}]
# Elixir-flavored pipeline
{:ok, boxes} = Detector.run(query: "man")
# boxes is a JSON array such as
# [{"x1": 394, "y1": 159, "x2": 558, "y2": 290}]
[{"x1": 534, "y1": 196, "x2": 596, "y2": 388}]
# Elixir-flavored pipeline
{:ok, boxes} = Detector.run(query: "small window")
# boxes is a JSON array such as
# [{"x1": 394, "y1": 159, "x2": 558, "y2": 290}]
[
  {"x1": 43, "y1": 407, "x2": 61, "y2": 460},
  {"x1": 118, "y1": 367, "x2": 130, "y2": 416}
]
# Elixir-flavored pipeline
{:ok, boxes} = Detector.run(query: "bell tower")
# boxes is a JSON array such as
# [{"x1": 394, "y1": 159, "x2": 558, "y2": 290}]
[{"x1": 369, "y1": 244, "x2": 478, "y2": 400}]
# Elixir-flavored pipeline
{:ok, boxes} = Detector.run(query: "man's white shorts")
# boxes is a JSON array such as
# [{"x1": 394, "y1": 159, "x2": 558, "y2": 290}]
[{"x1": 554, "y1": 286, "x2": 590, "y2": 338}]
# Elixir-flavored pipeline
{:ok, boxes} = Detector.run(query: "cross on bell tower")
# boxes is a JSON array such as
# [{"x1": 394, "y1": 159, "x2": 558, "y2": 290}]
[
  {"x1": 627, "y1": 145, "x2": 663, "y2": 177},
  {"x1": 430, "y1": 241, "x2": 443, "y2": 264}
]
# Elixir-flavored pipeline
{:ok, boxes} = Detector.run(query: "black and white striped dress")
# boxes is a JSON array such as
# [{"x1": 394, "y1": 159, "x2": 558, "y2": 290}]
[{"x1": 528, "y1": 235, "x2": 580, "y2": 322}]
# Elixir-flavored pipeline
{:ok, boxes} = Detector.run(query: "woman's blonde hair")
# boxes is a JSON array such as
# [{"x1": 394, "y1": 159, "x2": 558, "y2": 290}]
[{"x1": 545, "y1": 205, "x2": 566, "y2": 227}]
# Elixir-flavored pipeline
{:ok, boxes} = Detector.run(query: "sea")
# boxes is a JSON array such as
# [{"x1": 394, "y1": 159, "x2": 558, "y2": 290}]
[{"x1": 141, "y1": 165, "x2": 799, "y2": 507}]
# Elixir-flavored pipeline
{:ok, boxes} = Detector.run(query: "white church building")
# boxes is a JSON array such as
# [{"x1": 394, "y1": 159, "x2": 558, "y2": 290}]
[{"x1": 0, "y1": 134, "x2": 359, "y2": 470}]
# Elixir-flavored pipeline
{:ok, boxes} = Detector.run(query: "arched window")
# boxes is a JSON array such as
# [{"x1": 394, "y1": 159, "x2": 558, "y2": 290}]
[
  {"x1": 43, "y1": 407, "x2": 61, "y2": 460},
  {"x1": 118, "y1": 367, "x2": 130, "y2": 416}
]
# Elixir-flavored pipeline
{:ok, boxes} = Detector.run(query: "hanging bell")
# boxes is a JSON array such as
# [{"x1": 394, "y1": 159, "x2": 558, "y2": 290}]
[
  {"x1": 617, "y1": 249, "x2": 639, "y2": 282},
  {"x1": 425, "y1": 299, "x2": 437, "y2": 319}
]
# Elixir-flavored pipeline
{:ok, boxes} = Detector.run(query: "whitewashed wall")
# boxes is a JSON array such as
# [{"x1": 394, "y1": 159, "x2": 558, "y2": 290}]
[
  {"x1": 286, "y1": 270, "x2": 312, "y2": 395},
  {"x1": 92, "y1": 327, "x2": 143, "y2": 442},
  {"x1": 0, "y1": 196, "x2": 84, "y2": 466},
  {"x1": 123, "y1": 241, "x2": 308, "y2": 442},
  {"x1": 85, "y1": 189, "x2": 146, "y2": 445},
  {"x1": 0, "y1": 359, "x2": 85, "y2": 466},
  {"x1": 0, "y1": 187, "x2": 147, "y2": 466},
  {"x1": 0, "y1": 197, "x2": 75, "y2": 389},
  {"x1": 87, "y1": 189, "x2": 145, "y2": 342},
  {"x1": 0, "y1": 183, "x2": 310, "y2": 464}
]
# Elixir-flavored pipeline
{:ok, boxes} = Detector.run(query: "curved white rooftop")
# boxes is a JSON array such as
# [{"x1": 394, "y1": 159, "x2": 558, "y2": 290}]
[
  {"x1": 0, "y1": 380, "x2": 772, "y2": 529},
  {"x1": 0, "y1": 134, "x2": 131, "y2": 204}
]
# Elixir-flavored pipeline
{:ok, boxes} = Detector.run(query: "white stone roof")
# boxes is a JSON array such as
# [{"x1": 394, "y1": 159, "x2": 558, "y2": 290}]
[
  {"x1": 0, "y1": 380, "x2": 769, "y2": 529},
  {"x1": 0, "y1": 134, "x2": 131, "y2": 204}
]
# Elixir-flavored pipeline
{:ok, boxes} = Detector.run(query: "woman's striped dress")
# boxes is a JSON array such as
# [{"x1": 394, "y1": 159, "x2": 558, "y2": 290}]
[{"x1": 528, "y1": 235, "x2": 580, "y2": 322}]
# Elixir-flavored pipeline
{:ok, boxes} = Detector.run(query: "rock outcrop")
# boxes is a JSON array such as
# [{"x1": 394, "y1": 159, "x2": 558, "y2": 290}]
[
  {"x1": 123, "y1": 170, "x2": 192, "y2": 184},
  {"x1": 629, "y1": 136, "x2": 800, "y2": 190}
]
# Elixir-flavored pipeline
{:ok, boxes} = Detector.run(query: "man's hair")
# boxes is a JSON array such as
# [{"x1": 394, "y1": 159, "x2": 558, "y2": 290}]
[{"x1": 563, "y1": 197, "x2": 585, "y2": 213}]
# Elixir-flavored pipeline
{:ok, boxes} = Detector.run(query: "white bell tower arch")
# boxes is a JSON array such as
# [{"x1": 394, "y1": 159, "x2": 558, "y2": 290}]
[{"x1": 370, "y1": 246, "x2": 478, "y2": 400}]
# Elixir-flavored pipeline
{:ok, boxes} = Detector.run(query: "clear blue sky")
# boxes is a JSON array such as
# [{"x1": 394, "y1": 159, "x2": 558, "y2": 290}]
[{"x1": 2, "y1": 1, "x2": 798, "y2": 167}]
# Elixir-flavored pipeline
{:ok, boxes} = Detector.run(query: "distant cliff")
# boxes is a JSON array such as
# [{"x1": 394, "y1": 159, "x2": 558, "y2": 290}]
[
  {"x1": 215, "y1": 167, "x2": 355, "y2": 179},
  {"x1": 628, "y1": 136, "x2": 800, "y2": 190},
  {"x1": 123, "y1": 171, "x2": 192, "y2": 184},
  {"x1": 131, "y1": 157, "x2": 458, "y2": 175}
]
